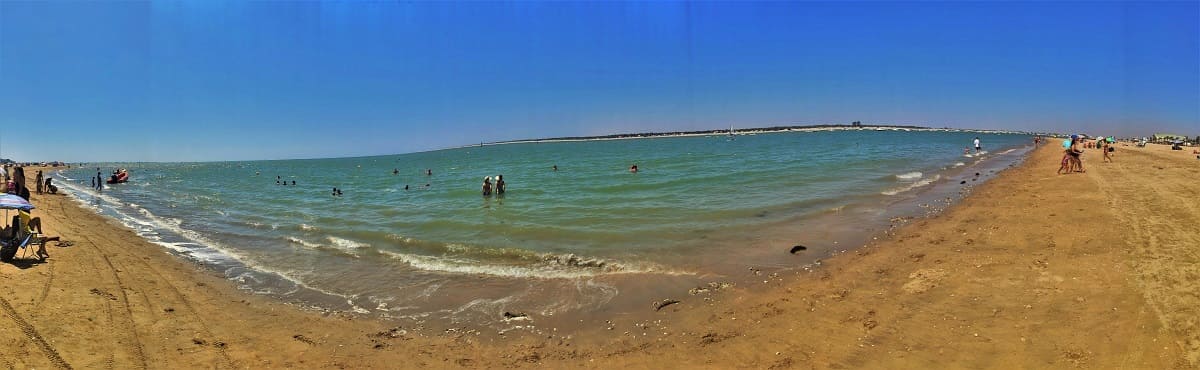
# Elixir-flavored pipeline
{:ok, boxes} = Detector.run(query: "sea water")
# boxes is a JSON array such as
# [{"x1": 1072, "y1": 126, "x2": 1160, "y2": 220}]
[{"x1": 54, "y1": 129, "x2": 1031, "y2": 330}]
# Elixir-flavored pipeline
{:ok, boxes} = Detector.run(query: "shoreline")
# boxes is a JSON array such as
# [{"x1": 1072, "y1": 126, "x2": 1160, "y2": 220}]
[
  {"x1": 38, "y1": 138, "x2": 1036, "y2": 334},
  {"x1": 0, "y1": 142, "x2": 1194, "y2": 367}
]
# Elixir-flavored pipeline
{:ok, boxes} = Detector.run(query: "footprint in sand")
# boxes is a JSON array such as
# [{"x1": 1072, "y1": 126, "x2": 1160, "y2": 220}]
[{"x1": 902, "y1": 268, "x2": 947, "y2": 294}]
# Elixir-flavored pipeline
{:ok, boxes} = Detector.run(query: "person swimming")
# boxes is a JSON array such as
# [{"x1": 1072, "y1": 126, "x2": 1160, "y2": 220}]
[
  {"x1": 552, "y1": 165, "x2": 558, "y2": 171},
  {"x1": 630, "y1": 164, "x2": 638, "y2": 173},
  {"x1": 393, "y1": 168, "x2": 399, "y2": 175}
]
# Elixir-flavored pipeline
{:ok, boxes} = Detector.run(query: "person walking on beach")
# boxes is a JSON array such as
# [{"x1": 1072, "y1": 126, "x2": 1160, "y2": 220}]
[
  {"x1": 1102, "y1": 140, "x2": 1113, "y2": 163},
  {"x1": 35, "y1": 170, "x2": 43, "y2": 195},
  {"x1": 1068, "y1": 135, "x2": 1085, "y2": 173},
  {"x1": 973, "y1": 137, "x2": 982, "y2": 153}
]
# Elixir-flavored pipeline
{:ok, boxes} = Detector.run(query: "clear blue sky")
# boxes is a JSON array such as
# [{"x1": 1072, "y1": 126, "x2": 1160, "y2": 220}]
[{"x1": 1, "y1": 1, "x2": 1197, "y2": 162}]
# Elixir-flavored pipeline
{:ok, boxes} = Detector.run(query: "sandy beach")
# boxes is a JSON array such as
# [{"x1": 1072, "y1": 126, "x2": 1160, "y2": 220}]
[{"x1": 1, "y1": 142, "x2": 1196, "y2": 368}]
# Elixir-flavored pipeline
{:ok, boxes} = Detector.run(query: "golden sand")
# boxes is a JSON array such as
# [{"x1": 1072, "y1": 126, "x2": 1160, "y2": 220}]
[{"x1": 0, "y1": 142, "x2": 1195, "y2": 368}]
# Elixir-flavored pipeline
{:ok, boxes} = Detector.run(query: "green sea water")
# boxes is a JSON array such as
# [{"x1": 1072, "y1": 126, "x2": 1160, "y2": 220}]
[{"x1": 55, "y1": 129, "x2": 1031, "y2": 328}]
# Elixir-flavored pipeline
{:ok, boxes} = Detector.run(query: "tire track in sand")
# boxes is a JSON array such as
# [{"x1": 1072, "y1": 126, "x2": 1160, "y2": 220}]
[
  {"x1": 66, "y1": 199, "x2": 231, "y2": 368},
  {"x1": 82, "y1": 235, "x2": 149, "y2": 369},
  {"x1": 34, "y1": 263, "x2": 56, "y2": 312},
  {"x1": 1091, "y1": 148, "x2": 1200, "y2": 366},
  {"x1": 0, "y1": 296, "x2": 72, "y2": 369},
  {"x1": 119, "y1": 246, "x2": 236, "y2": 368}
]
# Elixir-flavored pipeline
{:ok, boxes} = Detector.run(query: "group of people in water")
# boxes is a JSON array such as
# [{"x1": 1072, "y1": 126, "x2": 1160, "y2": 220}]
[
  {"x1": 481, "y1": 175, "x2": 505, "y2": 196},
  {"x1": 268, "y1": 164, "x2": 652, "y2": 198}
]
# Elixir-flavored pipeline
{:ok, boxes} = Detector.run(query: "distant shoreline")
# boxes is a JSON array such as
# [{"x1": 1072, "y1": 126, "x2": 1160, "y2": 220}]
[{"x1": 457, "y1": 124, "x2": 1043, "y2": 149}]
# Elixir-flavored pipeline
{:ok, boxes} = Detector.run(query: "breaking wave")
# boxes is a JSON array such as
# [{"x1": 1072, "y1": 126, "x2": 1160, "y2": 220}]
[{"x1": 881, "y1": 175, "x2": 941, "y2": 196}]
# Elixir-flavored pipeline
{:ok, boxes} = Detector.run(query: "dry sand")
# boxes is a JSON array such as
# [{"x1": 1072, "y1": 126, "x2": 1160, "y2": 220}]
[{"x1": 1, "y1": 142, "x2": 1196, "y2": 368}]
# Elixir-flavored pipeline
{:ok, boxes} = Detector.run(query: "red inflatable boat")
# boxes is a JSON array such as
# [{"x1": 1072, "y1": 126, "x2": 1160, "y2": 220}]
[{"x1": 106, "y1": 169, "x2": 129, "y2": 184}]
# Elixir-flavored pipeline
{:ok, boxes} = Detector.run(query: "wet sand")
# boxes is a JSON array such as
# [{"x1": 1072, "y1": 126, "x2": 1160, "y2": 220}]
[{"x1": 1, "y1": 142, "x2": 1196, "y2": 368}]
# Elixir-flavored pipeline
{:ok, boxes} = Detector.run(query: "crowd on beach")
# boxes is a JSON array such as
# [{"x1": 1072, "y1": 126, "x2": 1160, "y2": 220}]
[
  {"x1": 0, "y1": 165, "x2": 62, "y2": 261},
  {"x1": 1057, "y1": 135, "x2": 1116, "y2": 175}
]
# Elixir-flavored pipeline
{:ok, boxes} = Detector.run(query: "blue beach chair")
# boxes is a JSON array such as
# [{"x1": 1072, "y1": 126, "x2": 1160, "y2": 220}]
[
  {"x1": 0, "y1": 232, "x2": 35, "y2": 263},
  {"x1": 0, "y1": 215, "x2": 43, "y2": 262}
]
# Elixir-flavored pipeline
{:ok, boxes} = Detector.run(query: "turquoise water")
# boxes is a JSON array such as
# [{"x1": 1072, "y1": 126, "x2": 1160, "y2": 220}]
[{"x1": 55, "y1": 129, "x2": 1031, "y2": 327}]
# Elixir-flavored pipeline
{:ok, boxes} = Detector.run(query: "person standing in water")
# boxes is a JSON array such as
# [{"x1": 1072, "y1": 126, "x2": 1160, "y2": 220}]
[
  {"x1": 973, "y1": 137, "x2": 982, "y2": 153},
  {"x1": 495, "y1": 175, "x2": 506, "y2": 195},
  {"x1": 481, "y1": 177, "x2": 493, "y2": 196},
  {"x1": 96, "y1": 168, "x2": 102, "y2": 191}
]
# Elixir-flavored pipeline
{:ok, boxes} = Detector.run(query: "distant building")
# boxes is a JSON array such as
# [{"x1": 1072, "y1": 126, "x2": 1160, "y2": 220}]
[{"x1": 1153, "y1": 133, "x2": 1189, "y2": 143}]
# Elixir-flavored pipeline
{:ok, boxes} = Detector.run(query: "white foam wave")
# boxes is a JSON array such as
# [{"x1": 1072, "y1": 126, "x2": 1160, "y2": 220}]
[
  {"x1": 881, "y1": 174, "x2": 941, "y2": 196},
  {"x1": 953, "y1": 162, "x2": 965, "y2": 167},
  {"x1": 299, "y1": 223, "x2": 317, "y2": 231},
  {"x1": 963, "y1": 151, "x2": 987, "y2": 158},
  {"x1": 895, "y1": 171, "x2": 923, "y2": 181},
  {"x1": 55, "y1": 177, "x2": 357, "y2": 307},
  {"x1": 286, "y1": 236, "x2": 325, "y2": 250},
  {"x1": 327, "y1": 236, "x2": 370, "y2": 251},
  {"x1": 378, "y1": 250, "x2": 687, "y2": 279}
]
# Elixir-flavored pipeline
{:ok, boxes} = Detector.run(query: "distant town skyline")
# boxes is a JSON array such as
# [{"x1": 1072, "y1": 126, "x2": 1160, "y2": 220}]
[{"x1": 1, "y1": 1, "x2": 1196, "y2": 162}]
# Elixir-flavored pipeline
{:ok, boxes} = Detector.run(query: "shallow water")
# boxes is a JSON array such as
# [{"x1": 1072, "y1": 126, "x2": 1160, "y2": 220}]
[{"x1": 55, "y1": 129, "x2": 1031, "y2": 330}]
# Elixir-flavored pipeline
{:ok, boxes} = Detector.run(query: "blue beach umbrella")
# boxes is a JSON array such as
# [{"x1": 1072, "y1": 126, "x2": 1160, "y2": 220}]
[{"x1": 0, "y1": 194, "x2": 34, "y2": 211}]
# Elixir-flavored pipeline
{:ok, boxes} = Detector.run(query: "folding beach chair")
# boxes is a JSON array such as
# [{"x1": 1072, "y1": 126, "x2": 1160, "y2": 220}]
[
  {"x1": 0, "y1": 215, "x2": 44, "y2": 262},
  {"x1": 15, "y1": 212, "x2": 50, "y2": 261},
  {"x1": 0, "y1": 232, "x2": 35, "y2": 263}
]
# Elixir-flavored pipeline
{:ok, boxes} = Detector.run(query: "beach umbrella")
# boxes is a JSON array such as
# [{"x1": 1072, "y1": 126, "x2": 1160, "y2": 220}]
[{"x1": 0, "y1": 193, "x2": 34, "y2": 211}]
